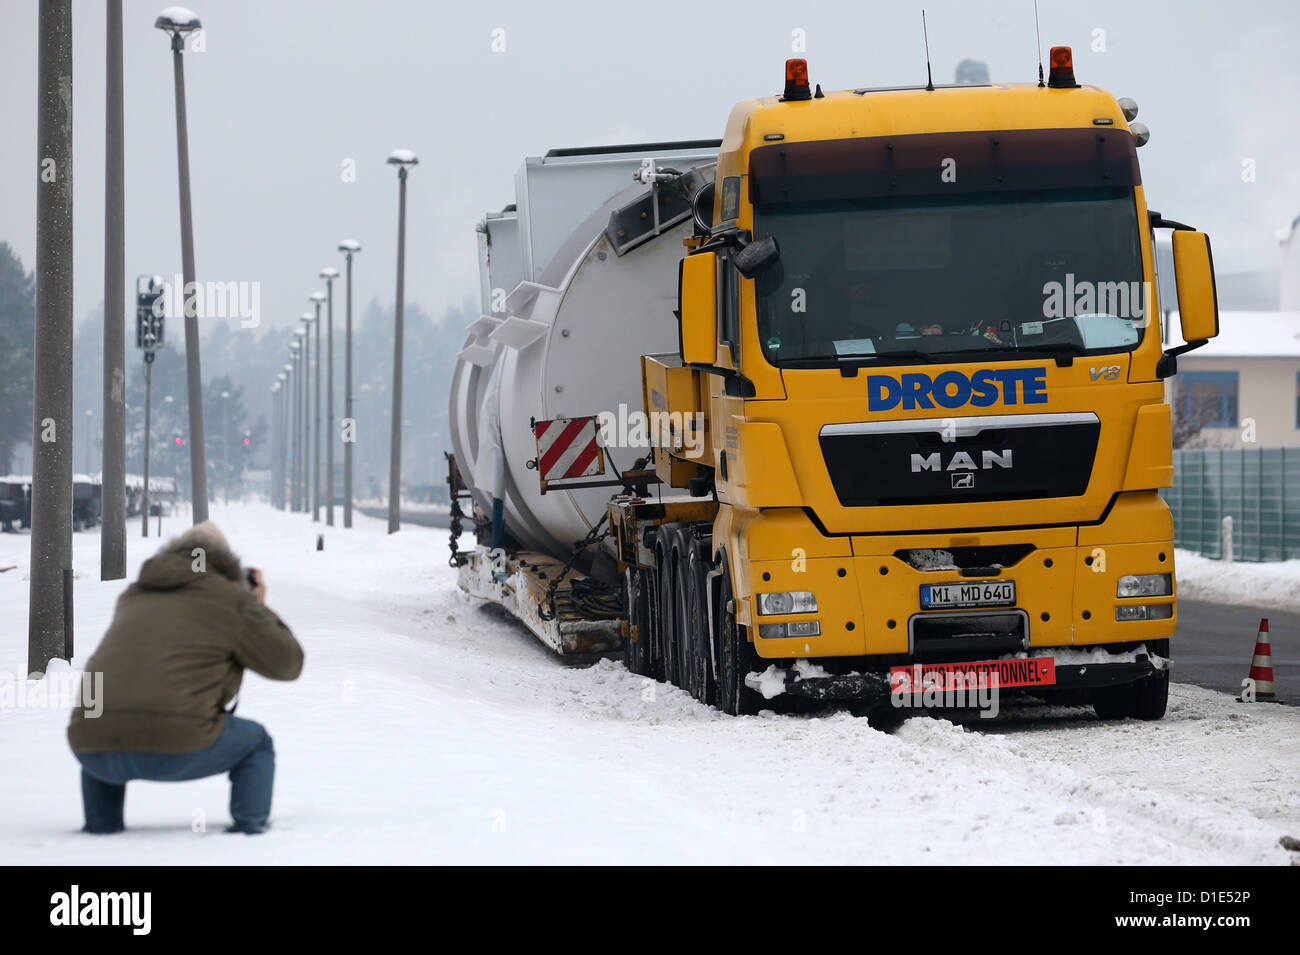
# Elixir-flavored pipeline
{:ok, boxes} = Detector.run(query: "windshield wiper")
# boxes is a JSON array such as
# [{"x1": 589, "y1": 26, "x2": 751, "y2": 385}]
[
  {"x1": 1004, "y1": 341, "x2": 1088, "y2": 366},
  {"x1": 781, "y1": 348, "x2": 935, "y2": 367}
]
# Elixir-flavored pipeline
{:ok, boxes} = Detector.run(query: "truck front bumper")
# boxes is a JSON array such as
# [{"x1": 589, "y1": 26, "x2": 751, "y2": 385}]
[{"x1": 749, "y1": 645, "x2": 1168, "y2": 704}]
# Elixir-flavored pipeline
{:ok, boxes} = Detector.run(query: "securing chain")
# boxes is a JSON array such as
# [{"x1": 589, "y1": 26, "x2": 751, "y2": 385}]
[
  {"x1": 538, "y1": 513, "x2": 612, "y2": 621},
  {"x1": 447, "y1": 494, "x2": 471, "y2": 568}
]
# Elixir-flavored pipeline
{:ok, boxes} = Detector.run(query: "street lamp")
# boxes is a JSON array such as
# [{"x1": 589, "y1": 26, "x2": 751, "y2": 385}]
[
  {"x1": 279, "y1": 364, "x2": 292, "y2": 510},
  {"x1": 291, "y1": 331, "x2": 306, "y2": 510},
  {"x1": 83, "y1": 409, "x2": 94, "y2": 475},
  {"x1": 155, "y1": 6, "x2": 209, "y2": 523},
  {"x1": 385, "y1": 149, "x2": 418, "y2": 534},
  {"x1": 319, "y1": 267, "x2": 339, "y2": 527},
  {"x1": 338, "y1": 238, "x2": 361, "y2": 529},
  {"x1": 219, "y1": 389, "x2": 230, "y2": 503},
  {"x1": 297, "y1": 316, "x2": 314, "y2": 514},
  {"x1": 308, "y1": 294, "x2": 325, "y2": 523},
  {"x1": 269, "y1": 382, "x2": 280, "y2": 508}
]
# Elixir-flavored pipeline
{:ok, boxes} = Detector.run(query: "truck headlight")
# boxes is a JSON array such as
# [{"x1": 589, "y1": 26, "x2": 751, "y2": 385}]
[
  {"x1": 1116, "y1": 574, "x2": 1172, "y2": 598},
  {"x1": 757, "y1": 591, "x2": 818, "y2": 615},
  {"x1": 1115, "y1": 603, "x2": 1174, "y2": 621}
]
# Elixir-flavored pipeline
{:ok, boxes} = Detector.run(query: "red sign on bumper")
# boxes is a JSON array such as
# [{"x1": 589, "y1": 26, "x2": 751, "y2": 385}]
[{"x1": 890, "y1": 657, "x2": 1057, "y2": 693}]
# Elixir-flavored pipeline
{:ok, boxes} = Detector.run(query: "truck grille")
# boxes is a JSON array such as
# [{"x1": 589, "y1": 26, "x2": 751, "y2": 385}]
[{"x1": 819, "y1": 412, "x2": 1099, "y2": 506}]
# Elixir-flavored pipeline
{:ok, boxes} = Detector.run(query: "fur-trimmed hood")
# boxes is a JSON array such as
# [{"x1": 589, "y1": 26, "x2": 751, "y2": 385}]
[{"x1": 137, "y1": 537, "x2": 244, "y2": 588}]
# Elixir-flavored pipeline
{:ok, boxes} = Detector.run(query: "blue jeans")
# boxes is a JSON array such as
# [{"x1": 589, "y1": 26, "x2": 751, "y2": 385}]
[{"x1": 75, "y1": 716, "x2": 275, "y2": 834}]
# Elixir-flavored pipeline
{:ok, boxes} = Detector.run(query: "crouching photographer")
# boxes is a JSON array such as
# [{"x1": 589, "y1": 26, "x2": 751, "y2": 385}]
[{"x1": 67, "y1": 521, "x2": 304, "y2": 835}]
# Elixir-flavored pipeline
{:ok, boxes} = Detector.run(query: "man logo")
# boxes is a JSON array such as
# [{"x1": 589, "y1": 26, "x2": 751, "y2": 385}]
[
  {"x1": 911, "y1": 449, "x2": 1014, "y2": 473},
  {"x1": 952, "y1": 472, "x2": 975, "y2": 489}
]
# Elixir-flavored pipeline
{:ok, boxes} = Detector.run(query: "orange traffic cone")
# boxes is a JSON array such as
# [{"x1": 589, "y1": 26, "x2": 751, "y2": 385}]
[{"x1": 1246, "y1": 618, "x2": 1277, "y2": 702}]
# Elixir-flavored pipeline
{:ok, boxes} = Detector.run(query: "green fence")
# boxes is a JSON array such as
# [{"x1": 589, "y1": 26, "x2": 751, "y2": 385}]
[{"x1": 1163, "y1": 448, "x2": 1300, "y2": 560}]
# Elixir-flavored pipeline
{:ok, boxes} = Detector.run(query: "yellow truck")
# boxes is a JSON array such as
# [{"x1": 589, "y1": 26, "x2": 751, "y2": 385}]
[{"x1": 451, "y1": 47, "x2": 1219, "y2": 721}]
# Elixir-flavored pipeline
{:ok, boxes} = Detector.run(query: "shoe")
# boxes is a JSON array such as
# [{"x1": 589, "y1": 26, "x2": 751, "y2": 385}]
[{"x1": 225, "y1": 822, "x2": 271, "y2": 835}]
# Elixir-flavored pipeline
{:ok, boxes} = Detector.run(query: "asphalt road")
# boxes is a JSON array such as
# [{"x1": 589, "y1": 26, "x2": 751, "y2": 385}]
[{"x1": 1173, "y1": 599, "x2": 1295, "y2": 704}]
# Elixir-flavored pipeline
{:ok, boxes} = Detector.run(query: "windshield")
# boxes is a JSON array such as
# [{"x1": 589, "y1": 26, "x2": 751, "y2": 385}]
[{"x1": 753, "y1": 188, "x2": 1146, "y2": 366}]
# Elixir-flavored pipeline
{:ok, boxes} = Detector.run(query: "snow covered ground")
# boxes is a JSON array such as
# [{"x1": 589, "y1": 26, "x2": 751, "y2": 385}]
[
  {"x1": 1, "y1": 504, "x2": 1296, "y2": 864},
  {"x1": 1174, "y1": 550, "x2": 1300, "y2": 614}
]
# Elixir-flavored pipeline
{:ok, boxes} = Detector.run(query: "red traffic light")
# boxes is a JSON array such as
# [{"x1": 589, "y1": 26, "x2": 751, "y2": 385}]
[
  {"x1": 243, "y1": 437, "x2": 251, "y2": 446},
  {"x1": 173, "y1": 435, "x2": 183, "y2": 445}
]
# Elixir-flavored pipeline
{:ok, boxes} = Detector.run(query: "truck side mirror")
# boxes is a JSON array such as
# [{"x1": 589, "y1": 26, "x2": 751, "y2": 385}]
[
  {"x1": 1172, "y1": 230, "x2": 1219, "y2": 343},
  {"x1": 679, "y1": 252, "x2": 718, "y2": 366},
  {"x1": 734, "y1": 235, "x2": 780, "y2": 279}
]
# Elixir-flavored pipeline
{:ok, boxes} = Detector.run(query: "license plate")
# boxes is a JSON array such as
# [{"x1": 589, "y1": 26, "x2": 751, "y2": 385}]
[
  {"x1": 920, "y1": 580, "x2": 1016, "y2": 609},
  {"x1": 890, "y1": 657, "x2": 1056, "y2": 693}
]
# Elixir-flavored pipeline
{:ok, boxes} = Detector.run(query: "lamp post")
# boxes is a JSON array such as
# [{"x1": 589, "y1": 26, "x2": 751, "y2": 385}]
[
  {"x1": 219, "y1": 389, "x2": 230, "y2": 503},
  {"x1": 155, "y1": 6, "x2": 209, "y2": 524},
  {"x1": 278, "y1": 368, "x2": 290, "y2": 508},
  {"x1": 269, "y1": 382, "x2": 279, "y2": 508},
  {"x1": 308, "y1": 295, "x2": 324, "y2": 523},
  {"x1": 338, "y1": 239, "x2": 361, "y2": 528},
  {"x1": 319, "y1": 268, "x2": 339, "y2": 526},
  {"x1": 291, "y1": 334, "x2": 305, "y2": 510},
  {"x1": 101, "y1": 0, "x2": 127, "y2": 580},
  {"x1": 385, "y1": 149, "x2": 418, "y2": 534},
  {"x1": 83, "y1": 409, "x2": 94, "y2": 474},
  {"x1": 280, "y1": 365, "x2": 292, "y2": 509},
  {"x1": 28, "y1": 0, "x2": 74, "y2": 674}
]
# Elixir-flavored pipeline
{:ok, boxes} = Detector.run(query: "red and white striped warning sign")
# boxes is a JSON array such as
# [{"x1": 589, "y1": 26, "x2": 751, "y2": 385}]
[{"x1": 533, "y1": 416, "x2": 604, "y2": 482}]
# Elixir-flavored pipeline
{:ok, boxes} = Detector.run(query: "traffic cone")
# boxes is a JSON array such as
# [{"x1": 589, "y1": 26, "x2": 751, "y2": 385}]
[{"x1": 1247, "y1": 618, "x2": 1277, "y2": 702}]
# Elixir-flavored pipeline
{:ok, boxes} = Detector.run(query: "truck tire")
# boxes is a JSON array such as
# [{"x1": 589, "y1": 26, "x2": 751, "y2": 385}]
[
  {"x1": 715, "y1": 556, "x2": 761, "y2": 716},
  {"x1": 622, "y1": 567, "x2": 653, "y2": 677},
  {"x1": 1091, "y1": 670, "x2": 1169, "y2": 721},
  {"x1": 684, "y1": 539, "x2": 716, "y2": 706},
  {"x1": 673, "y1": 540, "x2": 696, "y2": 697},
  {"x1": 646, "y1": 567, "x2": 666, "y2": 681},
  {"x1": 658, "y1": 533, "x2": 682, "y2": 688}
]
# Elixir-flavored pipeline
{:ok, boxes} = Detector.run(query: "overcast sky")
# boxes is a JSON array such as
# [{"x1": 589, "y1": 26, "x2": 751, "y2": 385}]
[{"x1": 1, "y1": 0, "x2": 1297, "y2": 334}]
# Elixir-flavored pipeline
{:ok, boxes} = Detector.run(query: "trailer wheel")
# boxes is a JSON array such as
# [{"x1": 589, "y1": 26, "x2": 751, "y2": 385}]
[
  {"x1": 622, "y1": 568, "x2": 653, "y2": 677},
  {"x1": 715, "y1": 556, "x2": 761, "y2": 716},
  {"x1": 684, "y1": 541, "x2": 716, "y2": 706}
]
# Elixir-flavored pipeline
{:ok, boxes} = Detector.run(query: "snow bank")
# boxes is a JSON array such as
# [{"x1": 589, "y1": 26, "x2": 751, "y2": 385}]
[{"x1": 1175, "y1": 550, "x2": 1300, "y2": 614}]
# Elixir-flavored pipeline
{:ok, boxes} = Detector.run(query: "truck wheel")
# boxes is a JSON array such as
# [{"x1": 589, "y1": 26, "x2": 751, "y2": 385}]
[
  {"x1": 715, "y1": 557, "x2": 761, "y2": 716},
  {"x1": 646, "y1": 567, "x2": 666, "y2": 681},
  {"x1": 658, "y1": 534, "x2": 681, "y2": 688},
  {"x1": 684, "y1": 542, "x2": 716, "y2": 706},
  {"x1": 1128, "y1": 669, "x2": 1169, "y2": 721},
  {"x1": 673, "y1": 542, "x2": 696, "y2": 698},
  {"x1": 622, "y1": 568, "x2": 653, "y2": 677},
  {"x1": 1091, "y1": 670, "x2": 1169, "y2": 721}
]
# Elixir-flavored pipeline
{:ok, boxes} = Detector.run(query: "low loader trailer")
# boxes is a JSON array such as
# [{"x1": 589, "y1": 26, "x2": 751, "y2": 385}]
[{"x1": 449, "y1": 48, "x2": 1221, "y2": 720}]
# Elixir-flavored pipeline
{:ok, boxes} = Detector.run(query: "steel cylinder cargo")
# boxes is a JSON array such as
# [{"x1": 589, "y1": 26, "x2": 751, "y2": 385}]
[{"x1": 449, "y1": 142, "x2": 717, "y2": 560}]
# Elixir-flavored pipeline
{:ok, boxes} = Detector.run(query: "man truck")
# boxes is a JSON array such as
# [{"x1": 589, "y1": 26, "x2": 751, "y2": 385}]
[{"x1": 449, "y1": 47, "x2": 1220, "y2": 720}]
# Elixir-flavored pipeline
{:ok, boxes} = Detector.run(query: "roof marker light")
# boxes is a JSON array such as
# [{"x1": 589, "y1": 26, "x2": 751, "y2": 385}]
[
  {"x1": 783, "y1": 58, "x2": 811, "y2": 101},
  {"x1": 1047, "y1": 46, "x2": 1078, "y2": 89}
]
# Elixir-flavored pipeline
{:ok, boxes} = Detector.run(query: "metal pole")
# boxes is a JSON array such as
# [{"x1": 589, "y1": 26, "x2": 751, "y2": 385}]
[
  {"x1": 313, "y1": 306, "x2": 321, "y2": 522},
  {"x1": 344, "y1": 252, "x2": 354, "y2": 528},
  {"x1": 168, "y1": 34, "x2": 208, "y2": 522},
  {"x1": 142, "y1": 358, "x2": 151, "y2": 536},
  {"x1": 325, "y1": 279, "x2": 335, "y2": 526},
  {"x1": 388, "y1": 168, "x2": 408, "y2": 534},
  {"x1": 101, "y1": 0, "x2": 126, "y2": 580},
  {"x1": 29, "y1": 0, "x2": 74, "y2": 674},
  {"x1": 295, "y1": 348, "x2": 301, "y2": 511},
  {"x1": 299, "y1": 344, "x2": 307, "y2": 510}
]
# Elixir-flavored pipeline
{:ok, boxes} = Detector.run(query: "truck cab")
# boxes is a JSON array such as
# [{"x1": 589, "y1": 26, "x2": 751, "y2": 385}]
[{"x1": 628, "y1": 50, "x2": 1220, "y2": 718}]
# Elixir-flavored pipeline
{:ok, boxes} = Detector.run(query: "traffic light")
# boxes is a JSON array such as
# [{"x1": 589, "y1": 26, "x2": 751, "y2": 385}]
[
  {"x1": 173, "y1": 434, "x2": 184, "y2": 447},
  {"x1": 136, "y1": 275, "x2": 165, "y2": 358}
]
